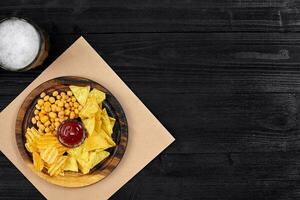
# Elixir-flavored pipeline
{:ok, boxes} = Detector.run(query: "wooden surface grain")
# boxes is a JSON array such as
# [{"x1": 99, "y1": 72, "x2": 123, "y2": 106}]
[{"x1": 1, "y1": 0, "x2": 300, "y2": 199}]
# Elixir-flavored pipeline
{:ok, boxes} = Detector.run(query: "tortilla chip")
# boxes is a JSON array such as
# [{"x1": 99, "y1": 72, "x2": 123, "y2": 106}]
[
  {"x1": 64, "y1": 156, "x2": 78, "y2": 172},
  {"x1": 90, "y1": 151, "x2": 110, "y2": 169},
  {"x1": 82, "y1": 117, "x2": 95, "y2": 136},
  {"x1": 85, "y1": 131, "x2": 114, "y2": 151},
  {"x1": 89, "y1": 88, "x2": 106, "y2": 104},
  {"x1": 69, "y1": 85, "x2": 90, "y2": 106},
  {"x1": 94, "y1": 111, "x2": 102, "y2": 133},
  {"x1": 79, "y1": 97, "x2": 99, "y2": 119},
  {"x1": 101, "y1": 108, "x2": 114, "y2": 135}
]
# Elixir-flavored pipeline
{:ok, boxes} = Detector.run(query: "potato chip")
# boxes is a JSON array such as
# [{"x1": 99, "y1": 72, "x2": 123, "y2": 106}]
[
  {"x1": 79, "y1": 97, "x2": 99, "y2": 119},
  {"x1": 25, "y1": 127, "x2": 40, "y2": 144},
  {"x1": 48, "y1": 156, "x2": 67, "y2": 176},
  {"x1": 56, "y1": 144, "x2": 69, "y2": 155},
  {"x1": 82, "y1": 117, "x2": 95, "y2": 136},
  {"x1": 85, "y1": 130, "x2": 115, "y2": 151},
  {"x1": 64, "y1": 156, "x2": 78, "y2": 172},
  {"x1": 69, "y1": 85, "x2": 90, "y2": 106},
  {"x1": 32, "y1": 152, "x2": 44, "y2": 171},
  {"x1": 31, "y1": 127, "x2": 42, "y2": 136},
  {"x1": 41, "y1": 146, "x2": 59, "y2": 164},
  {"x1": 35, "y1": 133, "x2": 60, "y2": 153},
  {"x1": 101, "y1": 108, "x2": 114, "y2": 135},
  {"x1": 88, "y1": 88, "x2": 106, "y2": 104},
  {"x1": 90, "y1": 151, "x2": 110, "y2": 169},
  {"x1": 25, "y1": 142, "x2": 38, "y2": 153}
]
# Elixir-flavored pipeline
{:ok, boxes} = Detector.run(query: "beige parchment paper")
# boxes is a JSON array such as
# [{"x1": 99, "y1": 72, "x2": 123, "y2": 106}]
[{"x1": 0, "y1": 37, "x2": 175, "y2": 200}]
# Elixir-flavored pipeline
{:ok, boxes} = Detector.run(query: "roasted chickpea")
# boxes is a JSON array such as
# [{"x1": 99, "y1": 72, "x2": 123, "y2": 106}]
[
  {"x1": 44, "y1": 120, "x2": 51, "y2": 127},
  {"x1": 49, "y1": 112, "x2": 57, "y2": 119},
  {"x1": 40, "y1": 92, "x2": 46, "y2": 98},
  {"x1": 37, "y1": 99, "x2": 44, "y2": 106},
  {"x1": 71, "y1": 97, "x2": 76, "y2": 102},
  {"x1": 56, "y1": 95, "x2": 61, "y2": 100},
  {"x1": 52, "y1": 91, "x2": 58, "y2": 97},
  {"x1": 54, "y1": 121, "x2": 60, "y2": 127},
  {"x1": 31, "y1": 117, "x2": 37, "y2": 124},
  {"x1": 57, "y1": 101, "x2": 64, "y2": 107},
  {"x1": 74, "y1": 102, "x2": 79, "y2": 108},
  {"x1": 64, "y1": 103, "x2": 70, "y2": 108},
  {"x1": 34, "y1": 109, "x2": 39, "y2": 115},
  {"x1": 35, "y1": 104, "x2": 41, "y2": 110},
  {"x1": 35, "y1": 115, "x2": 40, "y2": 120},
  {"x1": 74, "y1": 109, "x2": 79, "y2": 114},
  {"x1": 44, "y1": 106, "x2": 51, "y2": 113},
  {"x1": 49, "y1": 127, "x2": 54, "y2": 131},
  {"x1": 49, "y1": 97, "x2": 55, "y2": 103},
  {"x1": 65, "y1": 109, "x2": 70, "y2": 116},
  {"x1": 43, "y1": 95, "x2": 50, "y2": 101},
  {"x1": 70, "y1": 112, "x2": 75, "y2": 119},
  {"x1": 45, "y1": 127, "x2": 50, "y2": 133},
  {"x1": 40, "y1": 115, "x2": 49, "y2": 123},
  {"x1": 56, "y1": 107, "x2": 62, "y2": 112},
  {"x1": 37, "y1": 121, "x2": 42, "y2": 127},
  {"x1": 67, "y1": 91, "x2": 72, "y2": 96}
]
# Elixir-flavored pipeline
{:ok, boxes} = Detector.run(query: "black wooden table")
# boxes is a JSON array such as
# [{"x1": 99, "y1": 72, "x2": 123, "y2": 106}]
[{"x1": 2, "y1": 0, "x2": 300, "y2": 199}]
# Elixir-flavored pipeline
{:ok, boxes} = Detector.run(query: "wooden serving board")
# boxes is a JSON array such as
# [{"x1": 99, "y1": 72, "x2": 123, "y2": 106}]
[{"x1": 15, "y1": 76, "x2": 128, "y2": 187}]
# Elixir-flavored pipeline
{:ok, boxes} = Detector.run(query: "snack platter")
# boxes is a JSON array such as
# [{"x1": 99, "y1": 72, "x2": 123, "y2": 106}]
[{"x1": 15, "y1": 76, "x2": 128, "y2": 187}]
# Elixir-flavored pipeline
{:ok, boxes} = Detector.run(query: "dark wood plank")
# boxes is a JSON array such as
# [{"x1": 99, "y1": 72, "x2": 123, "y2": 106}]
[
  {"x1": 2, "y1": 1, "x2": 300, "y2": 199},
  {"x1": 3, "y1": 151, "x2": 300, "y2": 200},
  {"x1": 1, "y1": 0, "x2": 300, "y2": 33}
]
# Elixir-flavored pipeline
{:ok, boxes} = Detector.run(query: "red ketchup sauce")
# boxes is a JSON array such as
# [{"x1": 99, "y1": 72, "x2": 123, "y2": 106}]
[{"x1": 58, "y1": 120, "x2": 85, "y2": 148}]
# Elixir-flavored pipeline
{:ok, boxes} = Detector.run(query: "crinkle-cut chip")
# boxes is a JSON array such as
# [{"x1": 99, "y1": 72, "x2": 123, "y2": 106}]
[
  {"x1": 79, "y1": 97, "x2": 99, "y2": 119},
  {"x1": 25, "y1": 127, "x2": 40, "y2": 144},
  {"x1": 82, "y1": 117, "x2": 95, "y2": 136},
  {"x1": 64, "y1": 156, "x2": 78, "y2": 172},
  {"x1": 32, "y1": 152, "x2": 44, "y2": 171},
  {"x1": 36, "y1": 134, "x2": 59, "y2": 152},
  {"x1": 85, "y1": 130, "x2": 115, "y2": 151},
  {"x1": 90, "y1": 151, "x2": 110, "y2": 169},
  {"x1": 40, "y1": 146, "x2": 59, "y2": 165},
  {"x1": 94, "y1": 111, "x2": 102, "y2": 133},
  {"x1": 48, "y1": 156, "x2": 67, "y2": 176},
  {"x1": 101, "y1": 108, "x2": 114, "y2": 136},
  {"x1": 30, "y1": 127, "x2": 42, "y2": 136},
  {"x1": 44, "y1": 162, "x2": 51, "y2": 170},
  {"x1": 69, "y1": 85, "x2": 90, "y2": 106},
  {"x1": 25, "y1": 142, "x2": 38, "y2": 153},
  {"x1": 56, "y1": 144, "x2": 69, "y2": 155},
  {"x1": 88, "y1": 88, "x2": 106, "y2": 104}
]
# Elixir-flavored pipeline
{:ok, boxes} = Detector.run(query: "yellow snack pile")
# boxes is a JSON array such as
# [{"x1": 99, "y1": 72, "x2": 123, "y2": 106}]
[{"x1": 25, "y1": 85, "x2": 116, "y2": 176}]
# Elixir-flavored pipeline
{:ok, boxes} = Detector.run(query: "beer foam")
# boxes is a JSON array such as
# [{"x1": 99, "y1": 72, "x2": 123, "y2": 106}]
[{"x1": 0, "y1": 18, "x2": 40, "y2": 70}]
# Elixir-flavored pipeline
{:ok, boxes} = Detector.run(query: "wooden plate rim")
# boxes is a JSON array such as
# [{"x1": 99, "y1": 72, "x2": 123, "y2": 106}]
[{"x1": 15, "y1": 76, "x2": 128, "y2": 187}]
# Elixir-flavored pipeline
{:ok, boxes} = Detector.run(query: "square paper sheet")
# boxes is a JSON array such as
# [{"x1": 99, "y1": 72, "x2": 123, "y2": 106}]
[{"x1": 0, "y1": 37, "x2": 175, "y2": 200}]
